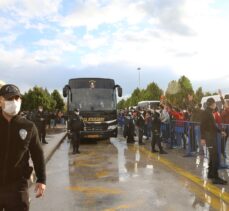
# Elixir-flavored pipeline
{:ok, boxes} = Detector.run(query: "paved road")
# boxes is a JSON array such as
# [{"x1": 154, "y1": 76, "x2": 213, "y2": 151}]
[{"x1": 30, "y1": 137, "x2": 228, "y2": 211}]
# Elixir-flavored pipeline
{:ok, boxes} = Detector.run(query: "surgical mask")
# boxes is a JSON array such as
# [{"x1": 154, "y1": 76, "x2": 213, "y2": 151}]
[
  {"x1": 75, "y1": 112, "x2": 80, "y2": 115},
  {"x1": 39, "y1": 109, "x2": 43, "y2": 112},
  {"x1": 3, "y1": 100, "x2": 21, "y2": 116}
]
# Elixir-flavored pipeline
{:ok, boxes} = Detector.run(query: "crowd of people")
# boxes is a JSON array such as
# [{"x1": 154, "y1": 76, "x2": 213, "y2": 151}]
[{"x1": 118, "y1": 91, "x2": 229, "y2": 184}]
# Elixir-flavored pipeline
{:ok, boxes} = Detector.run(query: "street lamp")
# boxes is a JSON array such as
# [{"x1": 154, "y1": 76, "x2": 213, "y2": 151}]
[{"x1": 137, "y1": 67, "x2": 141, "y2": 88}]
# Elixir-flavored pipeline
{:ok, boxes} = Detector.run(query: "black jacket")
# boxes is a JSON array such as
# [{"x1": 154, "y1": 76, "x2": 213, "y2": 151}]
[
  {"x1": 33, "y1": 110, "x2": 47, "y2": 128},
  {"x1": 0, "y1": 113, "x2": 46, "y2": 187},
  {"x1": 200, "y1": 107, "x2": 221, "y2": 145},
  {"x1": 152, "y1": 112, "x2": 161, "y2": 133},
  {"x1": 69, "y1": 115, "x2": 84, "y2": 133},
  {"x1": 136, "y1": 114, "x2": 145, "y2": 129}
]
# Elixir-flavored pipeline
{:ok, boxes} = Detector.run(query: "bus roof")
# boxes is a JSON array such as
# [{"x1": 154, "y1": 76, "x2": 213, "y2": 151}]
[
  {"x1": 138, "y1": 100, "x2": 160, "y2": 104},
  {"x1": 69, "y1": 78, "x2": 115, "y2": 89},
  {"x1": 201, "y1": 93, "x2": 229, "y2": 109}
]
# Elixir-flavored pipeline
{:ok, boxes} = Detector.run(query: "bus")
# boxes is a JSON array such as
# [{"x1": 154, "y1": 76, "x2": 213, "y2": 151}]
[
  {"x1": 137, "y1": 100, "x2": 160, "y2": 110},
  {"x1": 63, "y1": 78, "x2": 122, "y2": 139},
  {"x1": 201, "y1": 93, "x2": 229, "y2": 110}
]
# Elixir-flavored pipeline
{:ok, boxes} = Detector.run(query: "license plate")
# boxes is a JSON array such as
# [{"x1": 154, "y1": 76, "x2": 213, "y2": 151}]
[{"x1": 85, "y1": 134, "x2": 99, "y2": 138}]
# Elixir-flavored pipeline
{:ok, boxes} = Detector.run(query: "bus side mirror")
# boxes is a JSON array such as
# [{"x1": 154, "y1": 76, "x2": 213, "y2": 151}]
[
  {"x1": 118, "y1": 87, "x2": 122, "y2": 97},
  {"x1": 63, "y1": 85, "x2": 72, "y2": 101},
  {"x1": 114, "y1": 85, "x2": 122, "y2": 97},
  {"x1": 63, "y1": 86, "x2": 68, "y2": 97}
]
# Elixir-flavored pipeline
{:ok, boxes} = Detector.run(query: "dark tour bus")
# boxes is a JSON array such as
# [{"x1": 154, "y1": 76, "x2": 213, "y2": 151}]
[{"x1": 63, "y1": 78, "x2": 122, "y2": 139}]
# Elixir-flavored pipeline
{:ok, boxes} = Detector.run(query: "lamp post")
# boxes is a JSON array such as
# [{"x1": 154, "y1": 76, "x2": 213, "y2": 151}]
[{"x1": 137, "y1": 67, "x2": 141, "y2": 88}]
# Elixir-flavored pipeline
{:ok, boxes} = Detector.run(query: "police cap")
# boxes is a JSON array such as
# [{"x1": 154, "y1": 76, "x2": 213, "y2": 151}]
[{"x1": 0, "y1": 84, "x2": 21, "y2": 99}]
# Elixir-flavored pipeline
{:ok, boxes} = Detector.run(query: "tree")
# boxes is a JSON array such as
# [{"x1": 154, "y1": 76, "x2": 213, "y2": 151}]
[
  {"x1": 22, "y1": 86, "x2": 56, "y2": 111},
  {"x1": 166, "y1": 76, "x2": 194, "y2": 108},
  {"x1": 165, "y1": 80, "x2": 181, "y2": 106},
  {"x1": 130, "y1": 88, "x2": 141, "y2": 106},
  {"x1": 51, "y1": 90, "x2": 65, "y2": 111},
  {"x1": 143, "y1": 82, "x2": 163, "y2": 101},
  {"x1": 117, "y1": 99, "x2": 126, "y2": 109},
  {"x1": 204, "y1": 92, "x2": 213, "y2": 97},
  {"x1": 195, "y1": 87, "x2": 204, "y2": 104}
]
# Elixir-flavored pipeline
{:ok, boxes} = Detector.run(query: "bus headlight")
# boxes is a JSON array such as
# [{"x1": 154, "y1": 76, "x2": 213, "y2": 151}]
[{"x1": 108, "y1": 125, "x2": 117, "y2": 130}]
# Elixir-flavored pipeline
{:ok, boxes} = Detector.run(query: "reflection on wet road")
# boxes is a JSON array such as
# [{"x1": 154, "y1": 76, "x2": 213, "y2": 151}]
[{"x1": 30, "y1": 137, "x2": 229, "y2": 211}]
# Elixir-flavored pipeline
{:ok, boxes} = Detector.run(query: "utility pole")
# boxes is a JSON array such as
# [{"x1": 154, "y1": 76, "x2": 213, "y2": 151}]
[{"x1": 137, "y1": 67, "x2": 141, "y2": 88}]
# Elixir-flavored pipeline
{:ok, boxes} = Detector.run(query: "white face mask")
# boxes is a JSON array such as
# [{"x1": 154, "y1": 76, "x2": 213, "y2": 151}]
[
  {"x1": 3, "y1": 100, "x2": 21, "y2": 116},
  {"x1": 75, "y1": 112, "x2": 80, "y2": 115}
]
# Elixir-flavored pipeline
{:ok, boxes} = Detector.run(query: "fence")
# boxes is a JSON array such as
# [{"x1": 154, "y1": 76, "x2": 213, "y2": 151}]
[{"x1": 160, "y1": 120, "x2": 229, "y2": 168}]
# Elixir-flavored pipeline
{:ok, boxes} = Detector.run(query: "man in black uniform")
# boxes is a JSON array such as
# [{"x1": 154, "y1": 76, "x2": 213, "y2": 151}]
[
  {"x1": 123, "y1": 112, "x2": 135, "y2": 143},
  {"x1": 69, "y1": 109, "x2": 84, "y2": 154},
  {"x1": 151, "y1": 110, "x2": 167, "y2": 154},
  {"x1": 0, "y1": 84, "x2": 46, "y2": 211},
  {"x1": 33, "y1": 105, "x2": 48, "y2": 144},
  {"x1": 136, "y1": 110, "x2": 145, "y2": 145},
  {"x1": 200, "y1": 98, "x2": 227, "y2": 185}
]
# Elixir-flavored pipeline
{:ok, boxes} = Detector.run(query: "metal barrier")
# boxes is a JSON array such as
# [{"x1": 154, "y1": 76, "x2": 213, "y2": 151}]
[{"x1": 160, "y1": 121, "x2": 229, "y2": 166}]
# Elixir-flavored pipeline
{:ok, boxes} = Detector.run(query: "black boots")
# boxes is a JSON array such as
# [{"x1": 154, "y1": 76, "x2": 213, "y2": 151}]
[
  {"x1": 151, "y1": 149, "x2": 168, "y2": 154},
  {"x1": 212, "y1": 177, "x2": 227, "y2": 185}
]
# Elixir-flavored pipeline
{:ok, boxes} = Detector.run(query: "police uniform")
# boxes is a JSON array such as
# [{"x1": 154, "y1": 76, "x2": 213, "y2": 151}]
[
  {"x1": 69, "y1": 110, "x2": 84, "y2": 154},
  {"x1": 33, "y1": 107, "x2": 48, "y2": 144},
  {"x1": 123, "y1": 113, "x2": 135, "y2": 143},
  {"x1": 0, "y1": 84, "x2": 46, "y2": 211},
  {"x1": 151, "y1": 112, "x2": 167, "y2": 154},
  {"x1": 136, "y1": 112, "x2": 145, "y2": 145}
]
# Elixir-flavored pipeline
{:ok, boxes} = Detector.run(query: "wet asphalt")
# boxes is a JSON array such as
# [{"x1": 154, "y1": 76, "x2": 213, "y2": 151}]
[{"x1": 29, "y1": 136, "x2": 228, "y2": 211}]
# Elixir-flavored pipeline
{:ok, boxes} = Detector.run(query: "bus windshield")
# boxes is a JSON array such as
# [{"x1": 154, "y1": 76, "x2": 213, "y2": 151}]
[{"x1": 69, "y1": 88, "x2": 117, "y2": 111}]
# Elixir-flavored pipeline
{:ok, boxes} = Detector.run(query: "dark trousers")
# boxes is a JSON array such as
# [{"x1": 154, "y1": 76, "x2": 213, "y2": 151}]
[
  {"x1": 0, "y1": 183, "x2": 29, "y2": 211},
  {"x1": 208, "y1": 146, "x2": 219, "y2": 179},
  {"x1": 38, "y1": 125, "x2": 46, "y2": 142},
  {"x1": 72, "y1": 132, "x2": 80, "y2": 152},
  {"x1": 138, "y1": 128, "x2": 144, "y2": 144},
  {"x1": 151, "y1": 132, "x2": 163, "y2": 151}
]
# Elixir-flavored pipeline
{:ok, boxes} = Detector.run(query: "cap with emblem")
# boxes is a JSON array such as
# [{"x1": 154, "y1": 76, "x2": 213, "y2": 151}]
[{"x1": 0, "y1": 84, "x2": 21, "y2": 99}]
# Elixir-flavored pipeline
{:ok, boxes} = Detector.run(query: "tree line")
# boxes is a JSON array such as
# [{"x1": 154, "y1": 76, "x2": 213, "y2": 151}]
[
  {"x1": 21, "y1": 86, "x2": 65, "y2": 112},
  {"x1": 118, "y1": 75, "x2": 217, "y2": 109}
]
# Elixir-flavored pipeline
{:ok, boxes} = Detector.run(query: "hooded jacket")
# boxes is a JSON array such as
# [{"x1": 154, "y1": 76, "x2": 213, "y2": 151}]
[{"x1": 0, "y1": 113, "x2": 46, "y2": 187}]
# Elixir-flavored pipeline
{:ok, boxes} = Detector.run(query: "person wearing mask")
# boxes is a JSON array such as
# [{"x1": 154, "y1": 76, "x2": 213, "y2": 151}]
[
  {"x1": 200, "y1": 98, "x2": 227, "y2": 185},
  {"x1": 69, "y1": 109, "x2": 84, "y2": 154},
  {"x1": 0, "y1": 84, "x2": 46, "y2": 211},
  {"x1": 33, "y1": 105, "x2": 48, "y2": 144}
]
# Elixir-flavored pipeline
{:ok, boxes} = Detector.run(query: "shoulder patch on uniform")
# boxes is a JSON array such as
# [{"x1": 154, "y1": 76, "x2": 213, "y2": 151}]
[{"x1": 19, "y1": 129, "x2": 28, "y2": 140}]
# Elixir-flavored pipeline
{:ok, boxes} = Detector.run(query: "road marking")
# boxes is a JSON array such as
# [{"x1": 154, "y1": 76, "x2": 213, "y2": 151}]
[
  {"x1": 66, "y1": 186, "x2": 123, "y2": 195},
  {"x1": 138, "y1": 146, "x2": 229, "y2": 205},
  {"x1": 96, "y1": 170, "x2": 109, "y2": 178},
  {"x1": 103, "y1": 200, "x2": 144, "y2": 211}
]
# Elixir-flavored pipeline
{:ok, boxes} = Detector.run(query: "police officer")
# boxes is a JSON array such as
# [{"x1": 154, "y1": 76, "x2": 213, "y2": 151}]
[
  {"x1": 136, "y1": 110, "x2": 145, "y2": 145},
  {"x1": 0, "y1": 84, "x2": 46, "y2": 211},
  {"x1": 69, "y1": 109, "x2": 84, "y2": 154},
  {"x1": 123, "y1": 112, "x2": 135, "y2": 143},
  {"x1": 34, "y1": 105, "x2": 48, "y2": 144},
  {"x1": 200, "y1": 98, "x2": 227, "y2": 185},
  {"x1": 151, "y1": 110, "x2": 167, "y2": 154}
]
